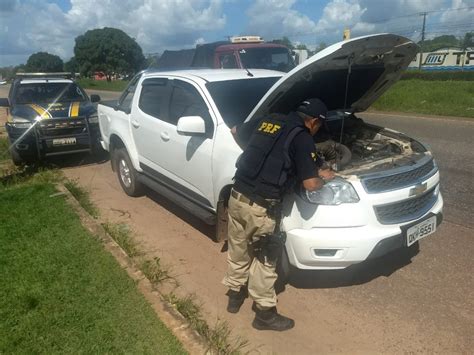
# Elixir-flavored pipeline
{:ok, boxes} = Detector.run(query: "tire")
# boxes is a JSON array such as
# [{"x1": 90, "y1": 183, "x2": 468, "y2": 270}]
[
  {"x1": 7, "y1": 137, "x2": 28, "y2": 166},
  {"x1": 114, "y1": 148, "x2": 144, "y2": 197}
]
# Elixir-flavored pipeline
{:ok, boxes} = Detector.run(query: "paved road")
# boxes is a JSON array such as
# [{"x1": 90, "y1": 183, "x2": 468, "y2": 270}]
[{"x1": 2, "y1": 85, "x2": 473, "y2": 352}]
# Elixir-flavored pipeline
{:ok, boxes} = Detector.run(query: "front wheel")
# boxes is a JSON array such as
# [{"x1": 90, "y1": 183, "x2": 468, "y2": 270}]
[{"x1": 114, "y1": 148, "x2": 144, "y2": 197}]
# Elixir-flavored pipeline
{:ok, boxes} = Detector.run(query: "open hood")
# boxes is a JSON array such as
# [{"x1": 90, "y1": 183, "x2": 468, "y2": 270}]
[{"x1": 245, "y1": 34, "x2": 418, "y2": 122}]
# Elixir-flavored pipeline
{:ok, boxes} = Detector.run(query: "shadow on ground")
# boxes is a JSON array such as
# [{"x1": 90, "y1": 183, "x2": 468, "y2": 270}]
[{"x1": 277, "y1": 242, "x2": 420, "y2": 292}]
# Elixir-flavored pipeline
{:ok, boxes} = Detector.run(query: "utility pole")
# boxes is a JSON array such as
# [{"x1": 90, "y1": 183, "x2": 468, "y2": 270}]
[{"x1": 418, "y1": 12, "x2": 427, "y2": 70}]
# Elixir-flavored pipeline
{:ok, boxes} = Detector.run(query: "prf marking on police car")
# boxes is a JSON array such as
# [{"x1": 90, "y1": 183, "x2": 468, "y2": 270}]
[
  {"x1": 258, "y1": 122, "x2": 281, "y2": 134},
  {"x1": 406, "y1": 216, "x2": 437, "y2": 247}
]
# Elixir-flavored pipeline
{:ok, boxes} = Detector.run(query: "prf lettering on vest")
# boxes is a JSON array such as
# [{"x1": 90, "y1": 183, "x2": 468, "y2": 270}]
[{"x1": 258, "y1": 121, "x2": 281, "y2": 134}]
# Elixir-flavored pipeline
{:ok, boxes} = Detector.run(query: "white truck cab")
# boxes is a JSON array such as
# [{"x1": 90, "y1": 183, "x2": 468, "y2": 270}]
[{"x1": 98, "y1": 34, "x2": 443, "y2": 273}]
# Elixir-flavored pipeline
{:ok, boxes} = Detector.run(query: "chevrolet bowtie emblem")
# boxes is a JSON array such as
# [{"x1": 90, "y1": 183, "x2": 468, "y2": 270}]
[{"x1": 409, "y1": 182, "x2": 428, "y2": 197}]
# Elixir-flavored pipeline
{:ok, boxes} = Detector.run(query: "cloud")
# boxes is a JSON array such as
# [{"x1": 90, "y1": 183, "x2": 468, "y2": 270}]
[
  {"x1": 0, "y1": 0, "x2": 226, "y2": 66},
  {"x1": 245, "y1": 0, "x2": 317, "y2": 39}
]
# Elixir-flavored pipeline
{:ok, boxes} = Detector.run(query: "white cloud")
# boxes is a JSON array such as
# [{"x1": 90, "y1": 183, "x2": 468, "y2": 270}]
[
  {"x1": 439, "y1": 0, "x2": 474, "y2": 37},
  {"x1": 245, "y1": 0, "x2": 317, "y2": 39},
  {"x1": 0, "y1": 0, "x2": 226, "y2": 66}
]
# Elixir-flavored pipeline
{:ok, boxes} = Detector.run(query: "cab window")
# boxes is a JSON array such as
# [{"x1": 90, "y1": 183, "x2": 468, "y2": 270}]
[
  {"x1": 118, "y1": 73, "x2": 142, "y2": 113},
  {"x1": 169, "y1": 80, "x2": 213, "y2": 135},
  {"x1": 219, "y1": 54, "x2": 238, "y2": 69},
  {"x1": 138, "y1": 78, "x2": 169, "y2": 119}
]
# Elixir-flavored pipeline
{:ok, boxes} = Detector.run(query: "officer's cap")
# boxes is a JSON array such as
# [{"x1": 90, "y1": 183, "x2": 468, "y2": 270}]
[{"x1": 297, "y1": 98, "x2": 328, "y2": 120}]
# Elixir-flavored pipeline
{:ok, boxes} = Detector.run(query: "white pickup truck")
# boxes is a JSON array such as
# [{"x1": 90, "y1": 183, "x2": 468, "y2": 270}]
[{"x1": 98, "y1": 34, "x2": 443, "y2": 275}]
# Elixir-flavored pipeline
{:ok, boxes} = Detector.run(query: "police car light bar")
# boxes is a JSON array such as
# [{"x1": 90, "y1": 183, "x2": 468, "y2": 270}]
[
  {"x1": 230, "y1": 36, "x2": 264, "y2": 43},
  {"x1": 15, "y1": 72, "x2": 75, "y2": 80}
]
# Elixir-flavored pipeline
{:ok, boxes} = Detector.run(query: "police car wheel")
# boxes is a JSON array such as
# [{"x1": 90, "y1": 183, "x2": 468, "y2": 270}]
[
  {"x1": 114, "y1": 148, "x2": 144, "y2": 197},
  {"x1": 8, "y1": 137, "x2": 28, "y2": 166}
]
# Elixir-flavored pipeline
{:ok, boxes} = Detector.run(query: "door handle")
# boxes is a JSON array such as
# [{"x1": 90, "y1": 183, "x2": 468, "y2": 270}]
[
  {"x1": 160, "y1": 132, "x2": 170, "y2": 141},
  {"x1": 131, "y1": 119, "x2": 140, "y2": 128}
]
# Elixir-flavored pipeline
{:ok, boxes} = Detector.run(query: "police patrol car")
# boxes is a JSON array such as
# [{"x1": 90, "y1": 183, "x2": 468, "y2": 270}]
[{"x1": 0, "y1": 73, "x2": 101, "y2": 165}]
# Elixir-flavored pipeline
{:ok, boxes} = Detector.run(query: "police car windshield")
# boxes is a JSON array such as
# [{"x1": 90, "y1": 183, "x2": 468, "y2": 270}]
[
  {"x1": 206, "y1": 77, "x2": 279, "y2": 128},
  {"x1": 239, "y1": 47, "x2": 296, "y2": 72},
  {"x1": 15, "y1": 83, "x2": 87, "y2": 104}
]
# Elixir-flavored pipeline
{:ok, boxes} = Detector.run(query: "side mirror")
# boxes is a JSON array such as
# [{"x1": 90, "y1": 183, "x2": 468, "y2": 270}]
[
  {"x1": 90, "y1": 94, "x2": 101, "y2": 103},
  {"x1": 177, "y1": 116, "x2": 205, "y2": 135},
  {"x1": 0, "y1": 98, "x2": 9, "y2": 107}
]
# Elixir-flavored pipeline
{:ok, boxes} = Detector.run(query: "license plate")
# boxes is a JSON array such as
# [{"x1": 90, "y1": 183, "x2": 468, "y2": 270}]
[
  {"x1": 53, "y1": 137, "x2": 76, "y2": 146},
  {"x1": 406, "y1": 216, "x2": 437, "y2": 247}
]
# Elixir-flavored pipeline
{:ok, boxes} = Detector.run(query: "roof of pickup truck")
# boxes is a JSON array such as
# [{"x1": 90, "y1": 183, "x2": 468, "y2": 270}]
[{"x1": 142, "y1": 68, "x2": 283, "y2": 83}]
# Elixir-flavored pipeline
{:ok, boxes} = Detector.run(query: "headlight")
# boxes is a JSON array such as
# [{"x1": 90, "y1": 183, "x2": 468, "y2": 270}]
[
  {"x1": 303, "y1": 177, "x2": 359, "y2": 205},
  {"x1": 88, "y1": 114, "x2": 99, "y2": 124},
  {"x1": 8, "y1": 116, "x2": 33, "y2": 129}
]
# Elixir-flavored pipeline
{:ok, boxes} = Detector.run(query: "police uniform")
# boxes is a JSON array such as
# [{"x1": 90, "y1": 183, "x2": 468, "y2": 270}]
[{"x1": 222, "y1": 111, "x2": 323, "y2": 311}]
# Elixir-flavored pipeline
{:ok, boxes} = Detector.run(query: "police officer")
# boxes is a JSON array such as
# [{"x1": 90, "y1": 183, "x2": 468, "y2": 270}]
[{"x1": 222, "y1": 98, "x2": 334, "y2": 331}]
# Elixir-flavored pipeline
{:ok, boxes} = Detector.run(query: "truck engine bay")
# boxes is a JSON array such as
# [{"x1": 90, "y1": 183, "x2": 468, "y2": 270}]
[{"x1": 315, "y1": 113, "x2": 429, "y2": 175}]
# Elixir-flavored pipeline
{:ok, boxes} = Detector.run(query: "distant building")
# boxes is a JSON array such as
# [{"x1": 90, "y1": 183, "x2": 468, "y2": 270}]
[{"x1": 408, "y1": 47, "x2": 474, "y2": 71}]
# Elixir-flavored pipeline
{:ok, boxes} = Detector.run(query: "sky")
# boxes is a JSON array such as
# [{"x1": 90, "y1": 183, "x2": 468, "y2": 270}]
[{"x1": 0, "y1": 0, "x2": 473, "y2": 66}]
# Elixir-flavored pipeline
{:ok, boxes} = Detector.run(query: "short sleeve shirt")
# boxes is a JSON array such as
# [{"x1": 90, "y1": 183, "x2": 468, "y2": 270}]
[{"x1": 290, "y1": 130, "x2": 323, "y2": 181}]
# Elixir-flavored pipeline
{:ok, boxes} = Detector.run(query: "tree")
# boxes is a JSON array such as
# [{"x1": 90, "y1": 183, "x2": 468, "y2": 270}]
[
  {"x1": 419, "y1": 35, "x2": 459, "y2": 52},
  {"x1": 74, "y1": 27, "x2": 145, "y2": 80},
  {"x1": 271, "y1": 36, "x2": 294, "y2": 49},
  {"x1": 64, "y1": 57, "x2": 79, "y2": 73},
  {"x1": 25, "y1": 52, "x2": 64, "y2": 72},
  {"x1": 462, "y1": 32, "x2": 473, "y2": 50}
]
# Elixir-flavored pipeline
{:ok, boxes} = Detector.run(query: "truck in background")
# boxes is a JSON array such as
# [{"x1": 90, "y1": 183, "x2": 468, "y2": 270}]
[{"x1": 154, "y1": 36, "x2": 296, "y2": 72}]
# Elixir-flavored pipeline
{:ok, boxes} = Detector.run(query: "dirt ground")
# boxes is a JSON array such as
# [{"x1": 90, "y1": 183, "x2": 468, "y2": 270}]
[{"x1": 62, "y1": 160, "x2": 473, "y2": 354}]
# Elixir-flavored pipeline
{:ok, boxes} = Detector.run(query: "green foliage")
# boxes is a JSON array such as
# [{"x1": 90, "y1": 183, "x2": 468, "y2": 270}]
[
  {"x1": 74, "y1": 27, "x2": 145, "y2": 78},
  {"x1": 64, "y1": 179, "x2": 99, "y2": 218},
  {"x1": 462, "y1": 32, "x2": 473, "y2": 50},
  {"x1": 165, "y1": 293, "x2": 249, "y2": 354},
  {"x1": 25, "y1": 52, "x2": 64, "y2": 72},
  {"x1": 64, "y1": 56, "x2": 79, "y2": 73},
  {"x1": 76, "y1": 78, "x2": 128, "y2": 91},
  {"x1": 402, "y1": 71, "x2": 474, "y2": 81},
  {"x1": 102, "y1": 222, "x2": 141, "y2": 258},
  {"x1": 271, "y1": 36, "x2": 294, "y2": 49},
  {"x1": 371, "y1": 80, "x2": 474, "y2": 118},
  {"x1": 0, "y1": 183, "x2": 185, "y2": 354}
]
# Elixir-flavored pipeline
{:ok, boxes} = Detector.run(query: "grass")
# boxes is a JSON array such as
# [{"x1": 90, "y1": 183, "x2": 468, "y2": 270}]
[
  {"x1": 165, "y1": 293, "x2": 249, "y2": 354},
  {"x1": 77, "y1": 78, "x2": 128, "y2": 92},
  {"x1": 102, "y1": 222, "x2": 141, "y2": 258},
  {"x1": 0, "y1": 183, "x2": 186, "y2": 354},
  {"x1": 371, "y1": 79, "x2": 474, "y2": 118},
  {"x1": 0, "y1": 135, "x2": 9, "y2": 162},
  {"x1": 64, "y1": 179, "x2": 100, "y2": 218}
]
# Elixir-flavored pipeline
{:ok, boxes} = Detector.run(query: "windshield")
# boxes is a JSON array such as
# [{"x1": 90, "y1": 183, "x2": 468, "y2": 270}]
[
  {"x1": 15, "y1": 83, "x2": 87, "y2": 104},
  {"x1": 239, "y1": 47, "x2": 295, "y2": 72},
  {"x1": 206, "y1": 77, "x2": 280, "y2": 128}
]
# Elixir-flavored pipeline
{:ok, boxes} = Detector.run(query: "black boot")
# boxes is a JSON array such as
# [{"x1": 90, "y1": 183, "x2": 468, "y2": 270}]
[
  {"x1": 226, "y1": 287, "x2": 247, "y2": 313},
  {"x1": 252, "y1": 307, "x2": 295, "y2": 331}
]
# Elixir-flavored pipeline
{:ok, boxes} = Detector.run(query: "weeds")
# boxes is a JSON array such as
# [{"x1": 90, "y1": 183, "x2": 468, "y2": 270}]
[
  {"x1": 165, "y1": 293, "x2": 249, "y2": 355},
  {"x1": 102, "y1": 222, "x2": 141, "y2": 258},
  {"x1": 64, "y1": 180, "x2": 99, "y2": 218},
  {"x1": 140, "y1": 257, "x2": 173, "y2": 285},
  {"x1": 0, "y1": 135, "x2": 9, "y2": 162},
  {"x1": 0, "y1": 164, "x2": 62, "y2": 190}
]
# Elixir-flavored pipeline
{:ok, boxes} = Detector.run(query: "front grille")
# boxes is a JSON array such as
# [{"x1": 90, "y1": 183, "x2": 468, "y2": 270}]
[
  {"x1": 374, "y1": 186, "x2": 438, "y2": 225},
  {"x1": 38, "y1": 119, "x2": 87, "y2": 137},
  {"x1": 362, "y1": 159, "x2": 436, "y2": 193}
]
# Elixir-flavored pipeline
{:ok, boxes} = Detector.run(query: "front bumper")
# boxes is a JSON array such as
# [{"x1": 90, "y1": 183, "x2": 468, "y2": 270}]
[
  {"x1": 6, "y1": 120, "x2": 100, "y2": 160},
  {"x1": 285, "y1": 192, "x2": 443, "y2": 270}
]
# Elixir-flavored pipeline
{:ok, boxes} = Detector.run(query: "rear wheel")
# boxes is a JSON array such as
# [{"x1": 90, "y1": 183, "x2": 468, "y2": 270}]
[{"x1": 114, "y1": 148, "x2": 144, "y2": 197}]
